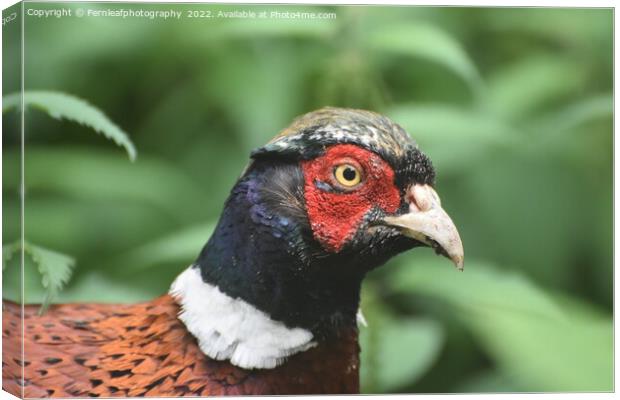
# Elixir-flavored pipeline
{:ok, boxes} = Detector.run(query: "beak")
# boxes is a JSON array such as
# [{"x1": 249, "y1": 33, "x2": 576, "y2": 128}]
[{"x1": 384, "y1": 184, "x2": 464, "y2": 270}]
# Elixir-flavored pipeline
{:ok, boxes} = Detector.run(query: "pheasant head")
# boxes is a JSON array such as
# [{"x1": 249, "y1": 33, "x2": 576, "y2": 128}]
[{"x1": 170, "y1": 107, "x2": 464, "y2": 369}]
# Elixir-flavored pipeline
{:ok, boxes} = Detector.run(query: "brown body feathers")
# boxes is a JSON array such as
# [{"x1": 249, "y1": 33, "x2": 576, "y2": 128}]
[{"x1": 2, "y1": 296, "x2": 359, "y2": 397}]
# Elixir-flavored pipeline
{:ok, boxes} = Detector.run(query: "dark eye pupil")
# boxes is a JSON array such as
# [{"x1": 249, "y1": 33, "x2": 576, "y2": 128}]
[{"x1": 343, "y1": 167, "x2": 357, "y2": 181}]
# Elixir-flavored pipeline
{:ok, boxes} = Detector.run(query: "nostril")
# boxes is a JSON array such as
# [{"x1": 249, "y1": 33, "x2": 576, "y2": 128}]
[
  {"x1": 408, "y1": 185, "x2": 434, "y2": 212},
  {"x1": 407, "y1": 190, "x2": 421, "y2": 212}
]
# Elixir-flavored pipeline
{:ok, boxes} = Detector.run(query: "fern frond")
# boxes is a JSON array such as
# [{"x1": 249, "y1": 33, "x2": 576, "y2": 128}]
[
  {"x1": 3, "y1": 241, "x2": 76, "y2": 314},
  {"x1": 3, "y1": 91, "x2": 137, "y2": 161}
]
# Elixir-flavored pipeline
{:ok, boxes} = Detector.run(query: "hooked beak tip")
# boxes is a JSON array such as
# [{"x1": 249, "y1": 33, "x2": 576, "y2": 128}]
[{"x1": 453, "y1": 255, "x2": 465, "y2": 271}]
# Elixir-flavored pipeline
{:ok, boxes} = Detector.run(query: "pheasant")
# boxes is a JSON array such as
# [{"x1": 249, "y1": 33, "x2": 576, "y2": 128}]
[{"x1": 2, "y1": 107, "x2": 464, "y2": 397}]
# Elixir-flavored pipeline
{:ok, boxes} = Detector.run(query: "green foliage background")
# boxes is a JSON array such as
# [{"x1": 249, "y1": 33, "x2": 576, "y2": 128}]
[{"x1": 2, "y1": 3, "x2": 613, "y2": 393}]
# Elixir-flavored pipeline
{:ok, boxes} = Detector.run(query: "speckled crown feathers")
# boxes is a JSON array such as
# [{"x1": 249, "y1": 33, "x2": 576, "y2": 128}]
[{"x1": 251, "y1": 107, "x2": 418, "y2": 161}]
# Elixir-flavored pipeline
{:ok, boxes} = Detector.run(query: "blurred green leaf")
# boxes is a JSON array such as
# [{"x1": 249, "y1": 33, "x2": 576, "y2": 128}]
[
  {"x1": 3, "y1": 91, "x2": 137, "y2": 160},
  {"x1": 456, "y1": 371, "x2": 521, "y2": 393},
  {"x1": 531, "y1": 94, "x2": 613, "y2": 136},
  {"x1": 117, "y1": 222, "x2": 215, "y2": 269},
  {"x1": 200, "y1": 44, "x2": 311, "y2": 151},
  {"x1": 361, "y1": 317, "x2": 444, "y2": 393},
  {"x1": 316, "y1": 51, "x2": 387, "y2": 110},
  {"x1": 388, "y1": 254, "x2": 612, "y2": 391},
  {"x1": 364, "y1": 23, "x2": 481, "y2": 90},
  {"x1": 469, "y1": 307, "x2": 612, "y2": 391},
  {"x1": 360, "y1": 283, "x2": 444, "y2": 393},
  {"x1": 482, "y1": 8, "x2": 612, "y2": 50},
  {"x1": 460, "y1": 157, "x2": 590, "y2": 288},
  {"x1": 58, "y1": 272, "x2": 156, "y2": 303},
  {"x1": 487, "y1": 56, "x2": 588, "y2": 121},
  {"x1": 3, "y1": 148, "x2": 207, "y2": 221},
  {"x1": 387, "y1": 104, "x2": 520, "y2": 174},
  {"x1": 20, "y1": 197, "x2": 175, "y2": 258},
  {"x1": 388, "y1": 255, "x2": 563, "y2": 320}
]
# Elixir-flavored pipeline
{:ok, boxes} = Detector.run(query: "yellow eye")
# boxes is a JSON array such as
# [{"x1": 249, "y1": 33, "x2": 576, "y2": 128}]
[{"x1": 334, "y1": 164, "x2": 362, "y2": 187}]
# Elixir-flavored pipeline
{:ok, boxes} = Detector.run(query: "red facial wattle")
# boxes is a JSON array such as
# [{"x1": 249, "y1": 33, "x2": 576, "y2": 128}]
[{"x1": 301, "y1": 144, "x2": 401, "y2": 252}]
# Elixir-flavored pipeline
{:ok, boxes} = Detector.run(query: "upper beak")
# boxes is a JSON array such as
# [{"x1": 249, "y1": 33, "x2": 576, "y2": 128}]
[{"x1": 384, "y1": 184, "x2": 464, "y2": 270}]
